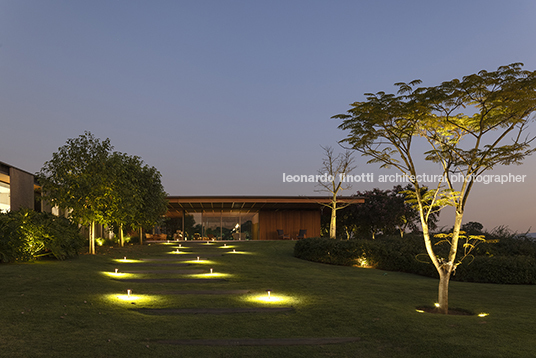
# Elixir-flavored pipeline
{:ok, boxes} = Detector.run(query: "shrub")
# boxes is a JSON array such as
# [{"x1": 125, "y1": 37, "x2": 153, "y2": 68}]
[
  {"x1": 294, "y1": 235, "x2": 536, "y2": 284},
  {"x1": 0, "y1": 208, "x2": 84, "y2": 263},
  {"x1": 454, "y1": 255, "x2": 536, "y2": 284}
]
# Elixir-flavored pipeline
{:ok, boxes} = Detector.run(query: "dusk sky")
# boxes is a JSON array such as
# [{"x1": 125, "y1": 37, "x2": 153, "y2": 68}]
[{"x1": 1, "y1": 1, "x2": 535, "y2": 232}]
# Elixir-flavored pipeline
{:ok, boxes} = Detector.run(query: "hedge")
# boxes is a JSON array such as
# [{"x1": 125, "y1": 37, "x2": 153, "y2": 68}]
[{"x1": 294, "y1": 235, "x2": 536, "y2": 285}]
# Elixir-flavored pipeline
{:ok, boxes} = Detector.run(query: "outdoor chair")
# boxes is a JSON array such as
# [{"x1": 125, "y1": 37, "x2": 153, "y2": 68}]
[
  {"x1": 296, "y1": 229, "x2": 307, "y2": 239},
  {"x1": 277, "y1": 230, "x2": 290, "y2": 240}
]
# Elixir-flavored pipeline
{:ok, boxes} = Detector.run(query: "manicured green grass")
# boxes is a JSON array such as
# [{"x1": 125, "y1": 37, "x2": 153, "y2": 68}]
[{"x1": 1, "y1": 240, "x2": 535, "y2": 357}]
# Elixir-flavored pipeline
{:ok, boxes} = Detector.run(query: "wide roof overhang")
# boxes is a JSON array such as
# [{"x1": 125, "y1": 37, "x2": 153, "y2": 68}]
[{"x1": 166, "y1": 196, "x2": 364, "y2": 216}]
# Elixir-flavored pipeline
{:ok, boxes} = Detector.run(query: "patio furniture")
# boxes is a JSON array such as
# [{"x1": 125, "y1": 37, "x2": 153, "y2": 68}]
[
  {"x1": 277, "y1": 230, "x2": 290, "y2": 240},
  {"x1": 296, "y1": 229, "x2": 307, "y2": 239}
]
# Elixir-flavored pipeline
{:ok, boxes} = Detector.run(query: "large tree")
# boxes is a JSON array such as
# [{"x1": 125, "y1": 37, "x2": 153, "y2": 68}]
[
  {"x1": 38, "y1": 131, "x2": 113, "y2": 254},
  {"x1": 334, "y1": 63, "x2": 536, "y2": 314},
  {"x1": 38, "y1": 132, "x2": 168, "y2": 253}
]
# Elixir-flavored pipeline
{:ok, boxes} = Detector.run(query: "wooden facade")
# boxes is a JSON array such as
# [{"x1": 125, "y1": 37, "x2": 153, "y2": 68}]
[
  {"x1": 258, "y1": 210, "x2": 320, "y2": 240},
  {"x1": 166, "y1": 196, "x2": 363, "y2": 240}
]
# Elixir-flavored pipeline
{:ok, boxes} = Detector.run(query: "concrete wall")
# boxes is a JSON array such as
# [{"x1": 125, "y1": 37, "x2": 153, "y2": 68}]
[{"x1": 9, "y1": 167, "x2": 35, "y2": 211}]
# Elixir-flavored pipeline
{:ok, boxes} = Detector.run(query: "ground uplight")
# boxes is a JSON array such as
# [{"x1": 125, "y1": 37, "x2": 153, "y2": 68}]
[{"x1": 243, "y1": 292, "x2": 298, "y2": 305}]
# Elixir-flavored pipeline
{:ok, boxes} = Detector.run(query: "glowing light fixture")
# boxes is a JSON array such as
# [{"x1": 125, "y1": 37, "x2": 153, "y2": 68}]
[
  {"x1": 434, "y1": 303, "x2": 440, "y2": 308},
  {"x1": 224, "y1": 244, "x2": 227, "y2": 247},
  {"x1": 233, "y1": 249, "x2": 236, "y2": 253},
  {"x1": 124, "y1": 256, "x2": 127, "y2": 260},
  {"x1": 179, "y1": 244, "x2": 182, "y2": 248},
  {"x1": 114, "y1": 268, "x2": 118, "y2": 274},
  {"x1": 210, "y1": 268, "x2": 213, "y2": 274},
  {"x1": 127, "y1": 289, "x2": 132, "y2": 297},
  {"x1": 266, "y1": 290, "x2": 271, "y2": 299},
  {"x1": 197, "y1": 256, "x2": 200, "y2": 261}
]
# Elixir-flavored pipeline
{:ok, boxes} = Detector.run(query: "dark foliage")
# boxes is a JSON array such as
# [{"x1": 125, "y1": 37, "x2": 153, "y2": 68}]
[
  {"x1": 0, "y1": 208, "x2": 84, "y2": 263},
  {"x1": 294, "y1": 233, "x2": 536, "y2": 284}
]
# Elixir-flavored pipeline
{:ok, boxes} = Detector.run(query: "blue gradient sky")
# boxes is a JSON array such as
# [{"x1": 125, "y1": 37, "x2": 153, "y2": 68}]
[{"x1": 1, "y1": 1, "x2": 535, "y2": 231}]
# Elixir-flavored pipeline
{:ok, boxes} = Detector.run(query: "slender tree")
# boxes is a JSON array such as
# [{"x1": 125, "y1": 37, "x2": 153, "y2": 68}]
[
  {"x1": 334, "y1": 63, "x2": 536, "y2": 313},
  {"x1": 315, "y1": 145, "x2": 356, "y2": 239}
]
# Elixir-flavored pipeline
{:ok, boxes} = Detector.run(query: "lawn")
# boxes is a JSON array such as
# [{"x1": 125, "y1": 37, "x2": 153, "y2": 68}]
[{"x1": 1, "y1": 240, "x2": 535, "y2": 357}]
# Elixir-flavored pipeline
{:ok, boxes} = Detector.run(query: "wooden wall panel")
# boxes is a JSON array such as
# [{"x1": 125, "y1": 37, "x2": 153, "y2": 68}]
[{"x1": 259, "y1": 210, "x2": 320, "y2": 240}]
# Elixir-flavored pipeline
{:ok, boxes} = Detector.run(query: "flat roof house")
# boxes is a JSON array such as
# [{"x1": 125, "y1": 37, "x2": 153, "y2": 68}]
[
  {"x1": 166, "y1": 196, "x2": 364, "y2": 240},
  {"x1": 0, "y1": 161, "x2": 40, "y2": 213}
]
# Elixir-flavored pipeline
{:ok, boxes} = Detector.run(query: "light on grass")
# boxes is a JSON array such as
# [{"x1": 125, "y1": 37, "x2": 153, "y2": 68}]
[
  {"x1": 244, "y1": 292, "x2": 297, "y2": 305},
  {"x1": 416, "y1": 309, "x2": 425, "y2": 313},
  {"x1": 478, "y1": 313, "x2": 489, "y2": 317},
  {"x1": 434, "y1": 303, "x2": 440, "y2": 308}
]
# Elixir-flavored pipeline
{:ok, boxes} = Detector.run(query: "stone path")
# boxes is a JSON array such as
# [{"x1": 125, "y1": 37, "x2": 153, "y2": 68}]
[
  {"x1": 134, "y1": 307, "x2": 294, "y2": 315},
  {"x1": 120, "y1": 269, "x2": 205, "y2": 274},
  {"x1": 113, "y1": 278, "x2": 226, "y2": 283},
  {"x1": 157, "y1": 337, "x2": 360, "y2": 346},
  {"x1": 145, "y1": 289, "x2": 250, "y2": 295},
  {"x1": 110, "y1": 240, "x2": 360, "y2": 347}
]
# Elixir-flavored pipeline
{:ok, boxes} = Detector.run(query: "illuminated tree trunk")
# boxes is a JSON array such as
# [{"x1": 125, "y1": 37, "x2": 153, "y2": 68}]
[
  {"x1": 89, "y1": 221, "x2": 95, "y2": 254},
  {"x1": 330, "y1": 199, "x2": 337, "y2": 239},
  {"x1": 119, "y1": 223, "x2": 124, "y2": 247},
  {"x1": 139, "y1": 227, "x2": 143, "y2": 245},
  {"x1": 438, "y1": 269, "x2": 451, "y2": 314}
]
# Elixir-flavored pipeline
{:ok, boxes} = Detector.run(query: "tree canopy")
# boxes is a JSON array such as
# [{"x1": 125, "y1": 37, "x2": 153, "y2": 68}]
[
  {"x1": 38, "y1": 131, "x2": 168, "y2": 253},
  {"x1": 334, "y1": 63, "x2": 536, "y2": 313}
]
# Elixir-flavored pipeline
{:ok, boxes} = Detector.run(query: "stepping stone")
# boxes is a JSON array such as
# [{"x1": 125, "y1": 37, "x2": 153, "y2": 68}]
[
  {"x1": 147, "y1": 290, "x2": 250, "y2": 295},
  {"x1": 134, "y1": 307, "x2": 294, "y2": 315},
  {"x1": 117, "y1": 263, "x2": 191, "y2": 267},
  {"x1": 157, "y1": 337, "x2": 360, "y2": 346},
  {"x1": 112, "y1": 278, "x2": 226, "y2": 283},
  {"x1": 138, "y1": 258, "x2": 211, "y2": 262},
  {"x1": 120, "y1": 269, "x2": 205, "y2": 274}
]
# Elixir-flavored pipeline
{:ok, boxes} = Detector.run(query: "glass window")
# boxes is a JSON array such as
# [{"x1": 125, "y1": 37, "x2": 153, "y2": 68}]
[{"x1": 0, "y1": 181, "x2": 9, "y2": 212}]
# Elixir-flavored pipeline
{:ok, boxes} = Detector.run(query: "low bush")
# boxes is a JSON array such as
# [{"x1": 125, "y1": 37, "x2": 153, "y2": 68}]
[
  {"x1": 0, "y1": 208, "x2": 85, "y2": 263},
  {"x1": 294, "y1": 234, "x2": 536, "y2": 284}
]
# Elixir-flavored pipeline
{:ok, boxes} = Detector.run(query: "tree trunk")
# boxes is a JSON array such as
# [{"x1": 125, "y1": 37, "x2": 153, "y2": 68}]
[
  {"x1": 330, "y1": 204, "x2": 337, "y2": 239},
  {"x1": 139, "y1": 227, "x2": 143, "y2": 245},
  {"x1": 119, "y1": 223, "x2": 124, "y2": 247},
  {"x1": 437, "y1": 270, "x2": 450, "y2": 314},
  {"x1": 89, "y1": 221, "x2": 95, "y2": 255}
]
